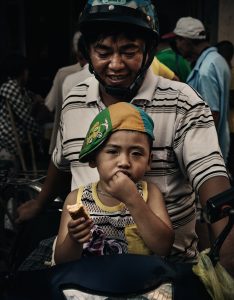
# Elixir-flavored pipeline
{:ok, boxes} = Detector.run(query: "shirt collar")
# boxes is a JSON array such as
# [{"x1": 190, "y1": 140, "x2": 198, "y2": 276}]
[
  {"x1": 132, "y1": 68, "x2": 158, "y2": 103},
  {"x1": 193, "y1": 47, "x2": 217, "y2": 71}
]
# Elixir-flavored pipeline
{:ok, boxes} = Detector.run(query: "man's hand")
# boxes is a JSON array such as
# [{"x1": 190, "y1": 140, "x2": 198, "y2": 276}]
[
  {"x1": 15, "y1": 199, "x2": 42, "y2": 223},
  {"x1": 215, "y1": 218, "x2": 234, "y2": 277},
  {"x1": 199, "y1": 176, "x2": 234, "y2": 276}
]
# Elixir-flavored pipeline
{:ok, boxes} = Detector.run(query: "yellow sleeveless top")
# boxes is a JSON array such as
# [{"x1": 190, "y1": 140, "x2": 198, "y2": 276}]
[{"x1": 77, "y1": 181, "x2": 152, "y2": 255}]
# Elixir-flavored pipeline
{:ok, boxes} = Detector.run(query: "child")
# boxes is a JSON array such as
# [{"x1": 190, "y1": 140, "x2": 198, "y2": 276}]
[{"x1": 54, "y1": 102, "x2": 174, "y2": 264}]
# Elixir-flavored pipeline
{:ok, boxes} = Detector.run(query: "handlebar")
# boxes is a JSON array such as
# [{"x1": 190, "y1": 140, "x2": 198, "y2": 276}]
[
  {"x1": 204, "y1": 186, "x2": 234, "y2": 264},
  {"x1": 205, "y1": 186, "x2": 234, "y2": 223}
]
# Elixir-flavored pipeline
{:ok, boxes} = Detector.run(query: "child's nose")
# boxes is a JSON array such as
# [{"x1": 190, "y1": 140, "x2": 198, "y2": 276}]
[{"x1": 117, "y1": 154, "x2": 130, "y2": 168}]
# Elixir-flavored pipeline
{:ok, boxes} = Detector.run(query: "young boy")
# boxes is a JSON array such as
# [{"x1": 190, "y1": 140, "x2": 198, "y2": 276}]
[{"x1": 54, "y1": 102, "x2": 174, "y2": 264}]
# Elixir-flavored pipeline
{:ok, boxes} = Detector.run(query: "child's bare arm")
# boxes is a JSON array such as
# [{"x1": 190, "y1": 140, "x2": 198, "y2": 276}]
[
  {"x1": 54, "y1": 189, "x2": 93, "y2": 264},
  {"x1": 106, "y1": 173, "x2": 174, "y2": 256},
  {"x1": 127, "y1": 181, "x2": 174, "y2": 256}
]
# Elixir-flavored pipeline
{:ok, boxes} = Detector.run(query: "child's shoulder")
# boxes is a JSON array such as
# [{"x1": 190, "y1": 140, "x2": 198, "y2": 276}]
[
  {"x1": 144, "y1": 180, "x2": 162, "y2": 195},
  {"x1": 65, "y1": 188, "x2": 80, "y2": 205}
]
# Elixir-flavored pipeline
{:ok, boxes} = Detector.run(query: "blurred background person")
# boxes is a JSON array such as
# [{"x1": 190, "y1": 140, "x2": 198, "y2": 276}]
[
  {"x1": 156, "y1": 35, "x2": 191, "y2": 82},
  {"x1": 169, "y1": 17, "x2": 231, "y2": 163},
  {"x1": 216, "y1": 40, "x2": 234, "y2": 69},
  {"x1": 44, "y1": 31, "x2": 85, "y2": 155},
  {"x1": 62, "y1": 34, "x2": 90, "y2": 99},
  {"x1": 216, "y1": 40, "x2": 234, "y2": 180},
  {"x1": 0, "y1": 52, "x2": 43, "y2": 171}
]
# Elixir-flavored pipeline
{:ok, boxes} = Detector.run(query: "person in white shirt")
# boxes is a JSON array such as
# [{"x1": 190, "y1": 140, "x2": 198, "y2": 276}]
[{"x1": 45, "y1": 32, "x2": 86, "y2": 154}]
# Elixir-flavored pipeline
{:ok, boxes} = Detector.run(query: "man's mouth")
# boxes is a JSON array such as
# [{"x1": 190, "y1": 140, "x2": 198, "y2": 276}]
[{"x1": 107, "y1": 74, "x2": 129, "y2": 85}]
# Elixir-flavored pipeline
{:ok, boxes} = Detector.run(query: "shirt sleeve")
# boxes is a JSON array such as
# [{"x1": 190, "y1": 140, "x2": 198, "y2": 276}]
[
  {"x1": 52, "y1": 103, "x2": 70, "y2": 171},
  {"x1": 151, "y1": 57, "x2": 175, "y2": 80},
  {"x1": 158, "y1": 61, "x2": 175, "y2": 80}
]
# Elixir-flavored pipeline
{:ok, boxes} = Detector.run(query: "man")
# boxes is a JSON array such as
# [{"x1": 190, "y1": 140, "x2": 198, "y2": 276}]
[
  {"x1": 165, "y1": 17, "x2": 231, "y2": 162},
  {"x1": 16, "y1": 1, "x2": 233, "y2": 275}
]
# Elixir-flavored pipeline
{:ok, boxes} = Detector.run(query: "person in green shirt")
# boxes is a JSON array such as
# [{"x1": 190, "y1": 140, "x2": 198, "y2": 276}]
[{"x1": 156, "y1": 36, "x2": 191, "y2": 82}]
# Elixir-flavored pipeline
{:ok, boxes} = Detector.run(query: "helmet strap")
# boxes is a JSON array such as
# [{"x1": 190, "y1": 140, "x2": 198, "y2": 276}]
[{"x1": 86, "y1": 40, "x2": 156, "y2": 101}]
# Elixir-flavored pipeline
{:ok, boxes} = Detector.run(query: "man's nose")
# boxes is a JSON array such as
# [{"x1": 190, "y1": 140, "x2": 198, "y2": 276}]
[{"x1": 109, "y1": 53, "x2": 124, "y2": 70}]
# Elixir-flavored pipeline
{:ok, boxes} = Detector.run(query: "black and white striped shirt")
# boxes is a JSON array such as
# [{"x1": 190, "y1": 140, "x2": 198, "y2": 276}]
[{"x1": 53, "y1": 69, "x2": 227, "y2": 262}]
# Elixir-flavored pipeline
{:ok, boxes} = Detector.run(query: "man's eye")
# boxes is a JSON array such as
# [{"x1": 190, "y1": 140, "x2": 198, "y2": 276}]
[
  {"x1": 123, "y1": 52, "x2": 136, "y2": 57},
  {"x1": 97, "y1": 52, "x2": 110, "y2": 58}
]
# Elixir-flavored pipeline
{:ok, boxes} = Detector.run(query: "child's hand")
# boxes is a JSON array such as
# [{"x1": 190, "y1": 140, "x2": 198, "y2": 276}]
[
  {"x1": 67, "y1": 217, "x2": 93, "y2": 244},
  {"x1": 107, "y1": 171, "x2": 139, "y2": 205}
]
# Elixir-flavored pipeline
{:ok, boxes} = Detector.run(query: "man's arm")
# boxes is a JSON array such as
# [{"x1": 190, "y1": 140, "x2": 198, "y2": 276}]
[
  {"x1": 198, "y1": 176, "x2": 234, "y2": 276},
  {"x1": 16, "y1": 160, "x2": 71, "y2": 223}
]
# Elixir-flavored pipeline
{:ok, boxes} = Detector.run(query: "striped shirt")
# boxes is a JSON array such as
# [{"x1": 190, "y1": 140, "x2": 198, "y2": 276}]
[{"x1": 53, "y1": 68, "x2": 227, "y2": 262}]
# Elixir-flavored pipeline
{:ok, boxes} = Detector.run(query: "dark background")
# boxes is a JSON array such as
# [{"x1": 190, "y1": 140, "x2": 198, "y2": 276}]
[{"x1": 0, "y1": 0, "x2": 219, "y2": 97}]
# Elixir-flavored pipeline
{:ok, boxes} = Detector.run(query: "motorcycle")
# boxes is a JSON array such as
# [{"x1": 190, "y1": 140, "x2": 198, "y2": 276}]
[{"x1": 1, "y1": 187, "x2": 234, "y2": 300}]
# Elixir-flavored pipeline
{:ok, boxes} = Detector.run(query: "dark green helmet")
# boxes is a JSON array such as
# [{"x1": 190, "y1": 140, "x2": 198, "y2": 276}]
[{"x1": 79, "y1": 0, "x2": 159, "y2": 41}]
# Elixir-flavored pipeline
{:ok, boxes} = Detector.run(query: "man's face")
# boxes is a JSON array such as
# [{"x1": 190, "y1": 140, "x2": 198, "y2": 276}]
[
  {"x1": 175, "y1": 36, "x2": 195, "y2": 62},
  {"x1": 89, "y1": 34, "x2": 145, "y2": 88}
]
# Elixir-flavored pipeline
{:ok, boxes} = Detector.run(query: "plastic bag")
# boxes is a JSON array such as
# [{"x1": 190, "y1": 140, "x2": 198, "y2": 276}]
[{"x1": 192, "y1": 249, "x2": 234, "y2": 300}]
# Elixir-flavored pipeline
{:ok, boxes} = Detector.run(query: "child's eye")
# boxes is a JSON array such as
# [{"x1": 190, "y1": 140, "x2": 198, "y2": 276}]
[
  {"x1": 106, "y1": 149, "x2": 118, "y2": 154},
  {"x1": 132, "y1": 151, "x2": 143, "y2": 156}
]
